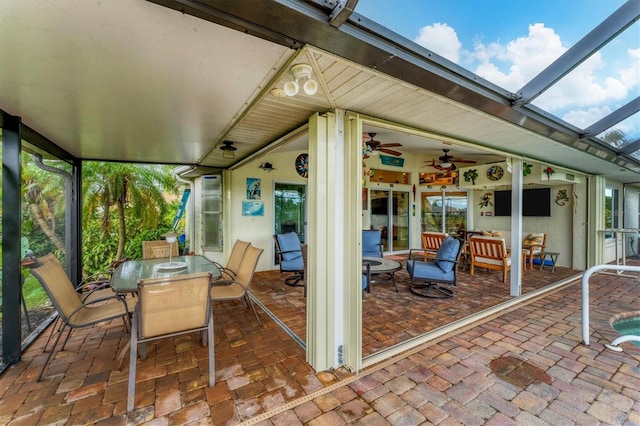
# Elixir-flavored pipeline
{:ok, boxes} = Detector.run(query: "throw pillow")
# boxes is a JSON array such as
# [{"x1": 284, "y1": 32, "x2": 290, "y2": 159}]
[
  {"x1": 435, "y1": 236, "x2": 460, "y2": 273},
  {"x1": 482, "y1": 230, "x2": 502, "y2": 237},
  {"x1": 523, "y1": 233, "x2": 544, "y2": 248}
]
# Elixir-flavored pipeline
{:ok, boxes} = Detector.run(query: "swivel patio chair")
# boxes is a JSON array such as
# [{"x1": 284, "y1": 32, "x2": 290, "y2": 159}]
[
  {"x1": 362, "y1": 229, "x2": 383, "y2": 258},
  {"x1": 127, "y1": 271, "x2": 213, "y2": 412},
  {"x1": 274, "y1": 232, "x2": 304, "y2": 287},
  {"x1": 211, "y1": 245, "x2": 264, "y2": 326},
  {"x1": 406, "y1": 236, "x2": 462, "y2": 298},
  {"x1": 30, "y1": 260, "x2": 135, "y2": 380}
]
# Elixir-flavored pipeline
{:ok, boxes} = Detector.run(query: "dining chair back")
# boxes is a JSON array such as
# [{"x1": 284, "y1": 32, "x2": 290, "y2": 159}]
[
  {"x1": 30, "y1": 260, "x2": 133, "y2": 380},
  {"x1": 142, "y1": 240, "x2": 179, "y2": 259},
  {"x1": 211, "y1": 245, "x2": 264, "y2": 325},
  {"x1": 128, "y1": 271, "x2": 213, "y2": 411},
  {"x1": 213, "y1": 239, "x2": 250, "y2": 283}
]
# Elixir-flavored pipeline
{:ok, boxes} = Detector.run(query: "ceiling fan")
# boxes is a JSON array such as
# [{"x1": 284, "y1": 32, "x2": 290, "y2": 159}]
[
  {"x1": 424, "y1": 149, "x2": 476, "y2": 171},
  {"x1": 363, "y1": 132, "x2": 403, "y2": 157}
]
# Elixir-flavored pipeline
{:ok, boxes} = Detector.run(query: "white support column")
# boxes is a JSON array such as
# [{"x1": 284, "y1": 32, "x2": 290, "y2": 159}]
[
  {"x1": 588, "y1": 176, "x2": 606, "y2": 266},
  {"x1": 510, "y1": 158, "x2": 523, "y2": 296},
  {"x1": 307, "y1": 111, "x2": 350, "y2": 371},
  {"x1": 342, "y1": 113, "x2": 363, "y2": 372}
]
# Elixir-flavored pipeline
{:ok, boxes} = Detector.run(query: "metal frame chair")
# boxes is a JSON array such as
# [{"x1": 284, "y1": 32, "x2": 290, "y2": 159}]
[
  {"x1": 211, "y1": 245, "x2": 264, "y2": 326},
  {"x1": 274, "y1": 232, "x2": 304, "y2": 287},
  {"x1": 141, "y1": 240, "x2": 179, "y2": 259},
  {"x1": 127, "y1": 271, "x2": 213, "y2": 412},
  {"x1": 406, "y1": 236, "x2": 463, "y2": 298},
  {"x1": 30, "y1": 260, "x2": 134, "y2": 380},
  {"x1": 212, "y1": 239, "x2": 250, "y2": 284}
]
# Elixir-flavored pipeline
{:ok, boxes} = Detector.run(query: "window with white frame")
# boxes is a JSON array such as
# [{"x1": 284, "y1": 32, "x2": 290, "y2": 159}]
[
  {"x1": 604, "y1": 187, "x2": 619, "y2": 239},
  {"x1": 201, "y1": 175, "x2": 222, "y2": 250}
]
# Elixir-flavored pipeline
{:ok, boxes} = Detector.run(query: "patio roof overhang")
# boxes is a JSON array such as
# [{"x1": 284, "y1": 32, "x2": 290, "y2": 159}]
[{"x1": 0, "y1": 0, "x2": 638, "y2": 183}]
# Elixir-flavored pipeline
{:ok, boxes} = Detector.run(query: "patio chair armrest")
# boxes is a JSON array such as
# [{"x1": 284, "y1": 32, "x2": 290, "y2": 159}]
[
  {"x1": 431, "y1": 256, "x2": 459, "y2": 265},
  {"x1": 66, "y1": 294, "x2": 129, "y2": 322},
  {"x1": 211, "y1": 278, "x2": 234, "y2": 286}
]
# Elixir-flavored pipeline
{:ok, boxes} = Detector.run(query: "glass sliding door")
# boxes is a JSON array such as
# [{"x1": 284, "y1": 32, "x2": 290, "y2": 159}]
[
  {"x1": 369, "y1": 189, "x2": 410, "y2": 253},
  {"x1": 274, "y1": 183, "x2": 306, "y2": 263},
  {"x1": 421, "y1": 190, "x2": 468, "y2": 234}
]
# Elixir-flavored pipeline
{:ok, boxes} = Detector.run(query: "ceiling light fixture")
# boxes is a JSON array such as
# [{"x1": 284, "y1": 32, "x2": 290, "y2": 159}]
[
  {"x1": 220, "y1": 141, "x2": 237, "y2": 159},
  {"x1": 283, "y1": 64, "x2": 318, "y2": 97}
]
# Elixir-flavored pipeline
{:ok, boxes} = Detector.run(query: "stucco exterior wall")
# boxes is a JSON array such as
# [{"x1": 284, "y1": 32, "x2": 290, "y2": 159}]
[
  {"x1": 471, "y1": 183, "x2": 580, "y2": 268},
  {"x1": 228, "y1": 150, "x2": 309, "y2": 272}
]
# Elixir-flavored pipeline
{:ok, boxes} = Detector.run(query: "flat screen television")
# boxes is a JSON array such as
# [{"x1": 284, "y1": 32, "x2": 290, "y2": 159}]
[{"x1": 493, "y1": 187, "x2": 551, "y2": 217}]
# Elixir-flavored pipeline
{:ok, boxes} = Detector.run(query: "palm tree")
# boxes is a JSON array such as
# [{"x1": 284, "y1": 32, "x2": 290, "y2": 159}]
[
  {"x1": 83, "y1": 162, "x2": 176, "y2": 260},
  {"x1": 21, "y1": 153, "x2": 68, "y2": 253}
]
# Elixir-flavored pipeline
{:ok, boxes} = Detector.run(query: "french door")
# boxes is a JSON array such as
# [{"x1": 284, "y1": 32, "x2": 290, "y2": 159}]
[{"x1": 369, "y1": 189, "x2": 410, "y2": 253}]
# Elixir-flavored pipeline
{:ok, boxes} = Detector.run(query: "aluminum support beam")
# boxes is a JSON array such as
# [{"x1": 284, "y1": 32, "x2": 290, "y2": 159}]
[
  {"x1": 513, "y1": 0, "x2": 640, "y2": 106},
  {"x1": 582, "y1": 96, "x2": 640, "y2": 138},
  {"x1": 2, "y1": 113, "x2": 23, "y2": 367}
]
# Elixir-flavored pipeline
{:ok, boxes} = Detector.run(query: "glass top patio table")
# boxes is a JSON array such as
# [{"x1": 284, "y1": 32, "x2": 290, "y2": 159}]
[{"x1": 110, "y1": 255, "x2": 221, "y2": 293}]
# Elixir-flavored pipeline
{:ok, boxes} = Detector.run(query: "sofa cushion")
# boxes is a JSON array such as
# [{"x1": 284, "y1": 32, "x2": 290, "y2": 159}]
[{"x1": 435, "y1": 236, "x2": 460, "y2": 273}]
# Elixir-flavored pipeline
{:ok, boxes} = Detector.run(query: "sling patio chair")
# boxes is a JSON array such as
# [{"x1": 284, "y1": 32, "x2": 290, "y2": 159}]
[
  {"x1": 127, "y1": 271, "x2": 213, "y2": 412},
  {"x1": 211, "y1": 244, "x2": 264, "y2": 326},
  {"x1": 35, "y1": 253, "x2": 132, "y2": 352},
  {"x1": 141, "y1": 240, "x2": 179, "y2": 259},
  {"x1": 212, "y1": 239, "x2": 250, "y2": 285},
  {"x1": 30, "y1": 260, "x2": 135, "y2": 380}
]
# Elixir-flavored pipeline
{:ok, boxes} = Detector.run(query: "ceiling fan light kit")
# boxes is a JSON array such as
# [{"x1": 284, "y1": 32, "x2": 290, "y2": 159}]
[
  {"x1": 363, "y1": 132, "x2": 403, "y2": 157},
  {"x1": 424, "y1": 148, "x2": 476, "y2": 171}
]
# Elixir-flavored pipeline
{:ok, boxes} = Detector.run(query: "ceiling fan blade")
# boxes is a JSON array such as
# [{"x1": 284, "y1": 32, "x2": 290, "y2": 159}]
[
  {"x1": 379, "y1": 143, "x2": 402, "y2": 148},
  {"x1": 378, "y1": 148, "x2": 403, "y2": 156},
  {"x1": 452, "y1": 159, "x2": 477, "y2": 164}
]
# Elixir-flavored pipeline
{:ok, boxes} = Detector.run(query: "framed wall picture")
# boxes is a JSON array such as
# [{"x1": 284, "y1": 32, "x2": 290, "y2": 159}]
[
  {"x1": 246, "y1": 178, "x2": 261, "y2": 200},
  {"x1": 242, "y1": 201, "x2": 264, "y2": 216}
]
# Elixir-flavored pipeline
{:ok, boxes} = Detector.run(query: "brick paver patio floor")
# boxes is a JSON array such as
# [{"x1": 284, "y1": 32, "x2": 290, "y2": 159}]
[{"x1": 0, "y1": 259, "x2": 638, "y2": 425}]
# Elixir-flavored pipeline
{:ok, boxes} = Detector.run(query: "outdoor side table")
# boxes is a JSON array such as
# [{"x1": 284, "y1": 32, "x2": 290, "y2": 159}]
[{"x1": 539, "y1": 252, "x2": 559, "y2": 272}]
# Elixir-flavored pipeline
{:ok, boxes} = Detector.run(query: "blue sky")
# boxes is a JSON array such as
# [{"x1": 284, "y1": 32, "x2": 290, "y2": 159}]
[{"x1": 355, "y1": 1, "x2": 639, "y2": 141}]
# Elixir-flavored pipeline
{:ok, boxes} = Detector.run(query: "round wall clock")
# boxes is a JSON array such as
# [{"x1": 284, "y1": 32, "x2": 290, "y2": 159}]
[
  {"x1": 487, "y1": 165, "x2": 504, "y2": 181},
  {"x1": 295, "y1": 153, "x2": 309, "y2": 178}
]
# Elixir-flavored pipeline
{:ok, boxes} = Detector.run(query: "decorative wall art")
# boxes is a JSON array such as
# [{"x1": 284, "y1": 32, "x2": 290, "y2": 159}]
[
  {"x1": 380, "y1": 154, "x2": 404, "y2": 167},
  {"x1": 479, "y1": 192, "x2": 493, "y2": 209},
  {"x1": 246, "y1": 178, "x2": 261, "y2": 200},
  {"x1": 487, "y1": 165, "x2": 504, "y2": 181},
  {"x1": 463, "y1": 169, "x2": 478, "y2": 185},
  {"x1": 555, "y1": 189, "x2": 569, "y2": 206},
  {"x1": 242, "y1": 201, "x2": 264, "y2": 216},
  {"x1": 295, "y1": 153, "x2": 309, "y2": 178}
]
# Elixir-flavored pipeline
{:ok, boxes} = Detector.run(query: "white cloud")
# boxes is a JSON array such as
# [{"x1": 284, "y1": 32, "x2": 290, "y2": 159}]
[
  {"x1": 414, "y1": 23, "x2": 462, "y2": 64},
  {"x1": 465, "y1": 23, "x2": 636, "y2": 121},
  {"x1": 562, "y1": 106, "x2": 611, "y2": 129},
  {"x1": 619, "y1": 48, "x2": 640, "y2": 90},
  {"x1": 472, "y1": 23, "x2": 565, "y2": 92}
]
